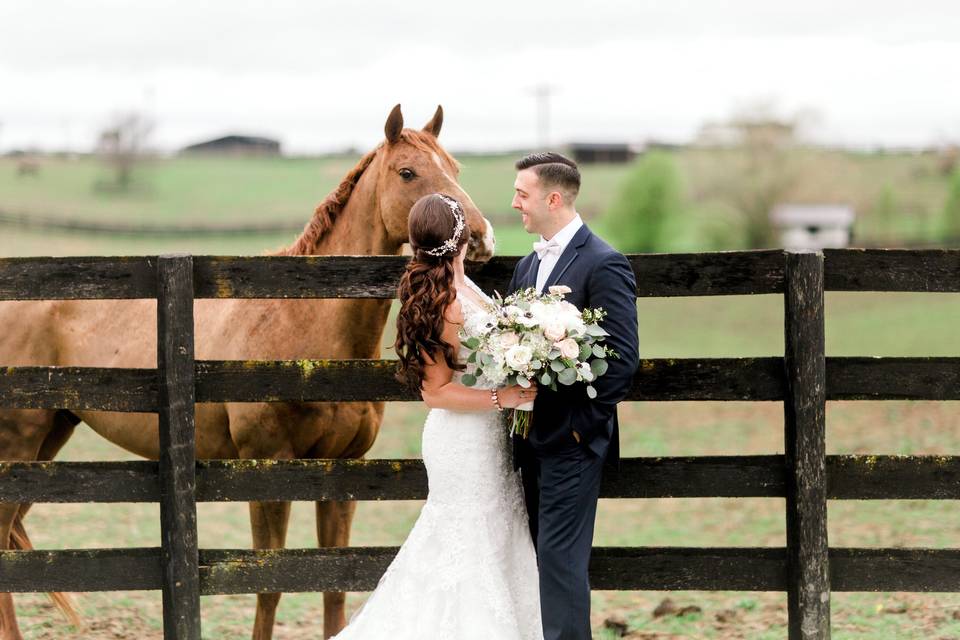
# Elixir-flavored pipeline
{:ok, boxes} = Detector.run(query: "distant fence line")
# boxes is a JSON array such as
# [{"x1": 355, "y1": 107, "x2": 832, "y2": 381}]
[
  {"x1": 3, "y1": 249, "x2": 960, "y2": 640},
  {"x1": 0, "y1": 210, "x2": 520, "y2": 238},
  {"x1": 0, "y1": 210, "x2": 305, "y2": 237}
]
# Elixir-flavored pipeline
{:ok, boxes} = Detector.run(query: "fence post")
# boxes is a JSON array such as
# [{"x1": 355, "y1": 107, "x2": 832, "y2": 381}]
[
  {"x1": 783, "y1": 250, "x2": 830, "y2": 639},
  {"x1": 157, "y1": 254, "x2": 201, "y2": 639}
]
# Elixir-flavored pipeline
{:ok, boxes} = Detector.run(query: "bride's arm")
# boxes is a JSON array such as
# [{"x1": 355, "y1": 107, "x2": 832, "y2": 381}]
[{"x1": 420, "y1": 303, "x2": 533, "y2": 411}]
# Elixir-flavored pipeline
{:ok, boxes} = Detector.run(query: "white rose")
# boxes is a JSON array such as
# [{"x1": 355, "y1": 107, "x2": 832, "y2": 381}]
[
  {"x1": 548, "y1": 285, "x2": 572, "y2": 295},
  {"x1": 499, "y1": 332, "x2": 520, "y2": 347},
  {"x1": 543, "y1": 321, "x2": 566, "y2": 342},
  {"x1": 556, "y1": 338, "x2": 580, "y2": 360},
  {"x1": 505, "y1": 345, "x2": 534, "y2": 370}
]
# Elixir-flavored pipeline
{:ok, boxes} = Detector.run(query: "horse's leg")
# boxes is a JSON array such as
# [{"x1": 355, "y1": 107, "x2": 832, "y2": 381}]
[
  {"x1": 0, "y1": 502, "x2": 24, "y2": 640},
  {"x1": 315, "y1": 499, "x2": 357, "y2": 639},
  {"x1": 249, "y1": 500, "x2": 292, "y2": 640},
  {"x1": 0, "y1": 409, "x2": 58, "y2": 640}
]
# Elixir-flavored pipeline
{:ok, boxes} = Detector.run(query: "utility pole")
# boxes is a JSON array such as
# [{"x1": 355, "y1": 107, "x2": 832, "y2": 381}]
[{"x1": 528, "y1": 84, "x2": 557, "y2": 150}]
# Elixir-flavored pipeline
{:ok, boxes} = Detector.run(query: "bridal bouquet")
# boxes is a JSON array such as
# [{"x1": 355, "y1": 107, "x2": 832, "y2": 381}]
[{"x1": 459, "y1": 285, "x2": 618, "y2": 438}]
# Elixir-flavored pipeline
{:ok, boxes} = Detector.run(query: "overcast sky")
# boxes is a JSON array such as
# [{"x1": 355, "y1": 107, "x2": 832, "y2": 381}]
[{"x1": 1, "y1": 0, "x2": 958, "y2": 154}]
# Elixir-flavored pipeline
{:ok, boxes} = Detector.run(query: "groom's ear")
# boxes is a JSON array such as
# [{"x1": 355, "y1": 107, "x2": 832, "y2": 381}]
[{"x1": 547, "y1": 190, "x2": 564, "y2": 210}]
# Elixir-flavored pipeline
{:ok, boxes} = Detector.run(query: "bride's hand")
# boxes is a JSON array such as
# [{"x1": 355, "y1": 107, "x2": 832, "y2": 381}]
[{"x1": 497, "y1": 385, "x2": 538, "y2": 409}]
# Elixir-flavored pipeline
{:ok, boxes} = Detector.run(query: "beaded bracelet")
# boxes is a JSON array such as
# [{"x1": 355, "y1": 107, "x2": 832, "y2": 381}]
[{"x1": 490, "y1": 388, "x2": 503, "y2": 412}]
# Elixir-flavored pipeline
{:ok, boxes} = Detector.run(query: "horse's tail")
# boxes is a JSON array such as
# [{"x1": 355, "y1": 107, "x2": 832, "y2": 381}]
[{"x1": 10, "y1": 510, "x2": 83, "y2": 629}]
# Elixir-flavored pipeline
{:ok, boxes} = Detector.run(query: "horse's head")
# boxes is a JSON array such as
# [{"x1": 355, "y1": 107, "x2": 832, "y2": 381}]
[{"x1": 375, "y1": 104, "x2": 495, "y2": 262}]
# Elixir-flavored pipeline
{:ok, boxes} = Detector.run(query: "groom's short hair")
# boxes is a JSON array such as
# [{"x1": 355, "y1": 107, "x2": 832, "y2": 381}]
[{"x1": 515, "y1": 152, "x2": 580, "y2": 203}]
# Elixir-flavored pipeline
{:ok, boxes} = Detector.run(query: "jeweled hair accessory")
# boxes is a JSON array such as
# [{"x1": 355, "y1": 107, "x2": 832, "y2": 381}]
[{"x1": 423, "y1": 194, "x2": 466, "y2": 257}]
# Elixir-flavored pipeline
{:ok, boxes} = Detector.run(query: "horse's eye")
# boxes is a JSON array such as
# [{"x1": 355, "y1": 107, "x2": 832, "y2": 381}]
[{"x1": 398, "y1": 168, "x2": 416, "y2": 182}]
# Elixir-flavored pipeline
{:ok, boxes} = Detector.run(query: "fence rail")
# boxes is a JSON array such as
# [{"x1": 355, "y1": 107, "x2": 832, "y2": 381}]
[{"x1": 2, "y1": 248, "x2": 960, "y2": 640}]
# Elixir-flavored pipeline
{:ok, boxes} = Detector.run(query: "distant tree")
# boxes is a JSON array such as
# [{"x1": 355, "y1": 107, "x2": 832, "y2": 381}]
[
  {"x1": 95, "y1": 111, "x2": 153, "y2": 191},
  {"x1": 700, "y1": 102, "x2": 813, "y2": 248},
  {"x1": 605, "y1": 151, "x2": 683, "y2": 253}
]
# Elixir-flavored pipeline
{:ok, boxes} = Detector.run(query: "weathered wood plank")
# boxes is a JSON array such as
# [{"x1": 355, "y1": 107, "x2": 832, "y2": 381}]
[
  {"x1": 826, "y1": 357, "x2": 960, "y2": 400},
  {"x1": 0, "y1": 460, "x2": 159, "y2": 502},
  {"x1": 6, "y1": 356, "x2": 959, "y2": 411},
  {"x1": 824, "y1": 248, "x2": 960, "y2": 292},
  {"x1": 0, "y1": 366, "x2": 158, "y2": 411},
  {"x1": 827, "y1": 455, "x2": 960, "y2": 499},
  {"x1": 830, "y1": 548, "x2": 960, "y2": 592},
  {"x1": 157, "y1": 254, "x2": 201, "y2": 639},
  {"x1": 4, "y1": 250, "x2": 960, "y2": 303},
  {"x1": 190, "y1": 251, "x2": 789, "y2": 299},
  {"x1": 195, "y1": 455, "x2": 787, "y2": 502},
  {"x1": 783, "y1": 251, "x2": 830, "y2": 639},
  {"x1": 193, "y1": 357, "x2": 787, "y2": 403},
  {"x1": 5, "y1": 455, "x2": 960, "y2": 503},
  {"x1": 193, "y1": 255, "x2": 411, "y2": 299},
  {"x1": 0, "y1": 256, "x2": 157, "y2": 300},
  {"x1": 0, "y1": 547, "x2": 162, "y2": 591},
  {"x1": 631, "y1": 249, "x2": 786, "y2": 297},
  {"x1": 4, "y1": 546, "x2": 959, "y2": 594},
  {"x1": 198, "y1": 547, "x2": 790, "y2": 594}
]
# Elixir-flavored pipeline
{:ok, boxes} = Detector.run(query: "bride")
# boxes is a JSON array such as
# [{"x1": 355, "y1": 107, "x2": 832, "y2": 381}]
[{"x1": 330, "y1": 193, "x2": 544, "y2": 639}]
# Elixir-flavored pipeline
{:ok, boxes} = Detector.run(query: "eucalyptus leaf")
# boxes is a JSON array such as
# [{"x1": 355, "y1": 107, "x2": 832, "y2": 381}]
[
  {"x1": 461, "y1": 373, "x2": 477, "y2": 386},
  {"x1": 462, "y1": 337, "x2": 481, "y2": 349},
  {"x1": 467, "y1": 351, "x2": 477, "y2": 363},
  {"x1": 586, "y1": 385, "x2": 598, "y2": 399},
  {"x1": 590, "y1": 359, "x2": 608, "y2": 376},
  {"x1": 517, "y1": 376, "x2": 532, "y2": 388},
  {"x1": 592, "y1": 344, "x2": 606, "y2": 358},
  {"x1": 540, "y1": 372, "x2": 553, "y2": 385},
  {"x1": 557, "y1": 367, "x2": 578, "y2": 385},
  {"x1": 585, "y1": 323, "x2": 609, "y2": 337},
  {"x1": 530, "y1": 359, "x2": 542, "y2": 370},
  {"x1": 579, "y1": 343, "x2": 592, "y2": 361},
  {"x1": 550, "y1": 360, "x2": 566, "y2": 372}
]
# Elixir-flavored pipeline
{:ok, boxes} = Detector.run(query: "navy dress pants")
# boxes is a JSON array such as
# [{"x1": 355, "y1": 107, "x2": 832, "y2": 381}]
[{"x1": 520, "y1": 436, "x2": 606, "y2": 640}]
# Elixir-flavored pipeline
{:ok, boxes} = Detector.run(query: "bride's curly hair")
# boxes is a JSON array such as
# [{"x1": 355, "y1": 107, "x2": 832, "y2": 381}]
[{"x1": 395, "y1": 193, "x2": 469, "y2": 391}]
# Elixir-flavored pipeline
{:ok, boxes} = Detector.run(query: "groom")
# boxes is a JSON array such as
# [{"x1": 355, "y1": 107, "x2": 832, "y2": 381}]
[{"x1": 508, "y1": 152, "x2": 639, "y2": 640}]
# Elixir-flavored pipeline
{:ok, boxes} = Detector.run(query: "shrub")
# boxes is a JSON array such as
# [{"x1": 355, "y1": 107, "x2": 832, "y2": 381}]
[{"x1": 604, "y1": 152, "x2": 683, "y2": 253}]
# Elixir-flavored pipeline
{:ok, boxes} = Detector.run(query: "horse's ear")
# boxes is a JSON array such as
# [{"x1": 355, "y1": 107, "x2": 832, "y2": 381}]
[
  {"x1": 385, "y1": 104, "x2": 403, "y2": 143},
  {"x1": 422, "y1": 105, "x2": 443, "y2": 137}
]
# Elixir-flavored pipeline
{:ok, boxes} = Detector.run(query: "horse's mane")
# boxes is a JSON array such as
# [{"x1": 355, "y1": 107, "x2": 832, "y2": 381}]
[{"x1": 275, "y1": 130, "x2": 458, "y2": 257}]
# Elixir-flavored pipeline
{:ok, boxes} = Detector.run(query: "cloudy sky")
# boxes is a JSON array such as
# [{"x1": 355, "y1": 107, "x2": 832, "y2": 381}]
[{"x1": 1, "y1": 0, "x2": 958, "y2": 154}]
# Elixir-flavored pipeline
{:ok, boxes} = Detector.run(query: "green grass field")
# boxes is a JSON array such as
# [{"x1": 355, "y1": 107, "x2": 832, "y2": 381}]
[{"x1": 4, "y1": 152, "x2": 960, "y2": 638}]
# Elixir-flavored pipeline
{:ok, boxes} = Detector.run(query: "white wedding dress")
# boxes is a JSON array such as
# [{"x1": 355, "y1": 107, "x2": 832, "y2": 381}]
[{"x1": 330, "y1": 277, "x2": 543, "y2": 640}]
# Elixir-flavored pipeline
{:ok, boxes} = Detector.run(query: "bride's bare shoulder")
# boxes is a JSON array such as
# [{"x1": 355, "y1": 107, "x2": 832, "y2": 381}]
[{"x1": 443, "y1": 299, "x2": 465, "y2": 325}]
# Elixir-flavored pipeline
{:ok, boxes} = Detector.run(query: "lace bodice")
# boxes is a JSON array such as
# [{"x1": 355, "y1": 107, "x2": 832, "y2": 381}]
[{"x1": 455, "y1": 277, "x2": 497, "y2": 389}]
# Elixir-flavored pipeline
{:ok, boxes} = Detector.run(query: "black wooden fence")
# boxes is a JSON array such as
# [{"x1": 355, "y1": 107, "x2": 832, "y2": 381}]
[{"x1": 2, "y1": 248, "x2": 960, "y2": 640}]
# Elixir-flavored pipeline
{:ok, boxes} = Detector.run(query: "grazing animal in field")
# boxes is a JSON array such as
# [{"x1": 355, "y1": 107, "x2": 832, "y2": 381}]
[{"x1": 0, "y1": 104, "x2": 495, "y2": 640}]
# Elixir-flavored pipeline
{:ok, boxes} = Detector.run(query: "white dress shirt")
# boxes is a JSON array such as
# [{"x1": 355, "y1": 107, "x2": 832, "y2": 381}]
[{"x1": 535, "y1": 214, "x2": 583, "y2": 292}]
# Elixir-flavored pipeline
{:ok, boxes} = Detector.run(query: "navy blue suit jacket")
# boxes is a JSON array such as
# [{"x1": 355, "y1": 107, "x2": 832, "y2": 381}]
[{"x1": 508, "y1": 224, "x2": 639, "y2": 466}]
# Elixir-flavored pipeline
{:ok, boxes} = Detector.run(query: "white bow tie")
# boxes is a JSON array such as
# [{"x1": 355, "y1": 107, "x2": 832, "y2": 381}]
[{"x1": 533, "y1": 238, "x2": 562, "y2": 260}]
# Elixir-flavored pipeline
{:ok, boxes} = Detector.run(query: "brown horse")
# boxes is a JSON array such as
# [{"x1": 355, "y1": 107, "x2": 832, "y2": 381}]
[{"x1": 0, "y1": 104, "x2": 495, "y2": 640}]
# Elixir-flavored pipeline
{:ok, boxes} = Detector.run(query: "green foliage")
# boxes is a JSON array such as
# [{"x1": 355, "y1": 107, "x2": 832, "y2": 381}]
[{"x1": 604, "y1": 152, "x2": 683, "y2": 252}]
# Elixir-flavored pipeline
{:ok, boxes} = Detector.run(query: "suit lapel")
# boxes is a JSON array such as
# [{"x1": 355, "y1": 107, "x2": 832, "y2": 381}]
[
  {"x1": 523, "y1": 254, "x2": 541, "y2": 290},
  {"x1": 541, "y1": 224, "x2": 592, "y2": 293}
]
